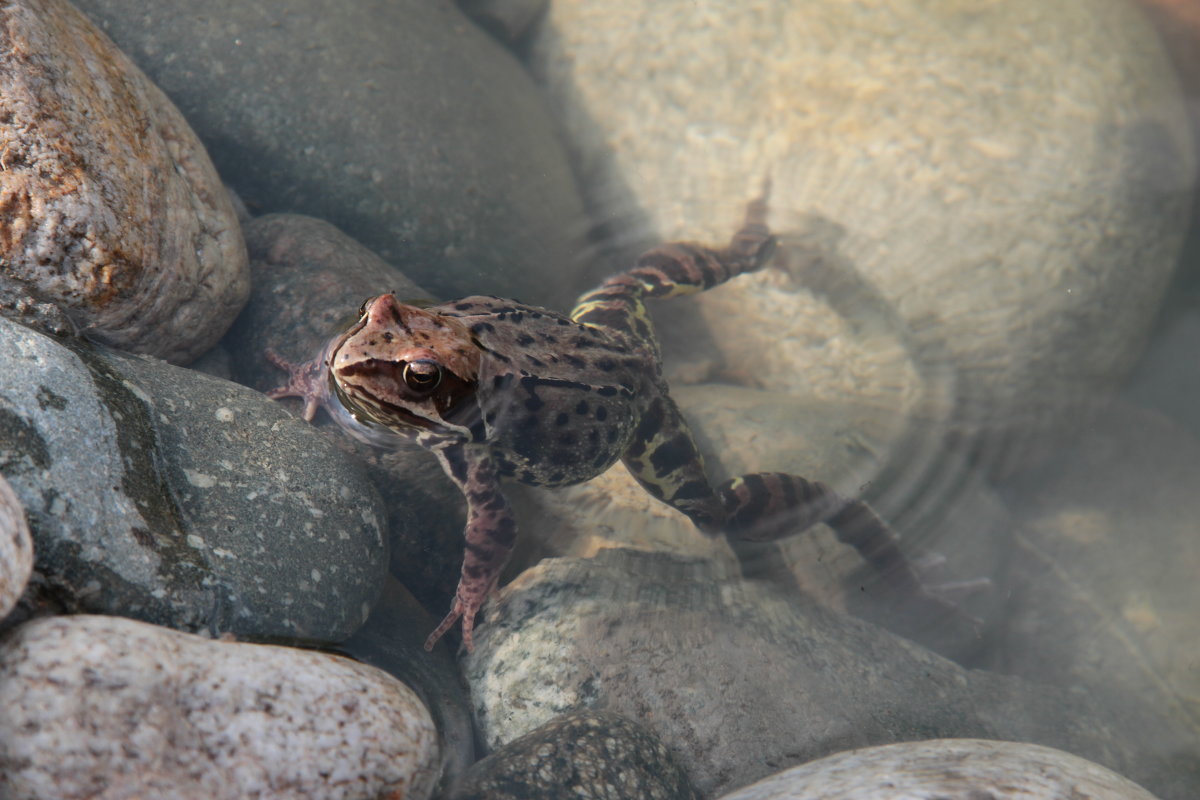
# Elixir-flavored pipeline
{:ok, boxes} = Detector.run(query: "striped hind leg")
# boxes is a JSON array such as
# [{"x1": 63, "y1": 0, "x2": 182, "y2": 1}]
[
  {"x1": 570, "y1": 183, "x2": 777, "y2": 352},
  {"x1": 717, "y1": 472, "x2": 979, "y2": 626}
]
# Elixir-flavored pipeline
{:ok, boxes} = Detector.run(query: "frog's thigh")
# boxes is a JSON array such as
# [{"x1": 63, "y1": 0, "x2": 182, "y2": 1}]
[{"x1": 621, "y1": 394, "x2": 723, "y2": 531}]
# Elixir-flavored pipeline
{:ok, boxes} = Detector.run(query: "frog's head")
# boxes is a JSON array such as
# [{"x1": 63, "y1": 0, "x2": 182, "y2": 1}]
[{"x1": 329, "y1": 293, "x2": 481, "y2": 433}]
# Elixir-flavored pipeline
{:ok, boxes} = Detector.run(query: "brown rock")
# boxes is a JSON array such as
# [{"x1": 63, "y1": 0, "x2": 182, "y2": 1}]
[{"x1": 0, "y1": 0, "x2": 248, "y2": 364}]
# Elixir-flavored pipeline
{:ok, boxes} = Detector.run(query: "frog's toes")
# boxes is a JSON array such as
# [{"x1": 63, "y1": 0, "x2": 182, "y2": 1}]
[
  {"x1": 424, "y1": 593, "x2": 486, "y2": 654},
  {"x1": 264, "y1": 348, "x2": 327, "y2": 422}
]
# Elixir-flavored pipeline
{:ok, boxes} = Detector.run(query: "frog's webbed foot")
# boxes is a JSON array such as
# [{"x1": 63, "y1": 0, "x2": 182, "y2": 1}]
[{"x1": 265, "y1": 348, "x2": 329, "y2": 422}]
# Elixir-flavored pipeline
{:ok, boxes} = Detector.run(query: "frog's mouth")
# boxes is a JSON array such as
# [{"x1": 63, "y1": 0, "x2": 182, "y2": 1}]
[{"x1": 333, "y1": 362, "x2": 477, "y2": 434}]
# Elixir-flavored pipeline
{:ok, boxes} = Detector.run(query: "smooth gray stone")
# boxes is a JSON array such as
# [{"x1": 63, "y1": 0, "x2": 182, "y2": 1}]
[
  {"x1": 73, "y1": 0, "x2": 591, "y2": 308},
  {"x1": 465, "y1": 548, "x2": 1199, "y2": 799},
  {"x1": 451, "y1": 710, "x2": 699, "y2": 800},
  {"x1": 0, "y1": 316, "x2": 387, "y2": 641}
]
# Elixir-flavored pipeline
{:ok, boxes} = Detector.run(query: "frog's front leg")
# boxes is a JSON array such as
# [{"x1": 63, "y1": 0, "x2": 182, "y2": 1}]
[{"x1": 424, "y1": 443, "x2": 516, "y2": 653}]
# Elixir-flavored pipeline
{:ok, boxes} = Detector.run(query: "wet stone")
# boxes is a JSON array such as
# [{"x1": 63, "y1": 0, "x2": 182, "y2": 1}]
[
  {"x1": 73, "y1": 0, "x2": 591, "y2": 307},
  {"x1": 227, "y1": 213, "x2": 468, "y2": 616},
  {"x1": 0, "y1": 315, "x2": 387, "y2": 642},
  {"x1": 0, "y1": 615, "x2": 439, "y2": 800},
  {"x1": 717, "y1": 739, "x2": 1161, "y2": 800},
  {"x1": 0, "y1": 474, "x2": 33, "y2": 622},
  {"x1": 464, "y1": 548, "x2": 1198, "y2": 800},
  {"x1": 991, "y1": 402, "x2": 1200, "y2": 749},
  {"x1": 0, "y1": 0, "x2": 249, "y2": 365},
  {"x1": 528, "y1": 0, "x2": 1195, "y2": 470},
  {"x1": 451, "y1": 710, "x2": 699, "y2": 800},
  {"x1": 337, "y1": 578, "x2": 477, "y2": 795}
]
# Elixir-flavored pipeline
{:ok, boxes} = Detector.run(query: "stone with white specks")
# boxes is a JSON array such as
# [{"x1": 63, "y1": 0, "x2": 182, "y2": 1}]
[
  {"x1": 0, "y1": 315, "x2": 388, "y2": 641},
  {"x1": 0, "y1": 615, "x2": 439, "y2": 800},
  {"x1": 465, "y1": 549, "x2": 1199, "y2": 799}
]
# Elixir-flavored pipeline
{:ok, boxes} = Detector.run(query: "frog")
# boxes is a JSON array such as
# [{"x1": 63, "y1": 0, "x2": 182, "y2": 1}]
[{"x1": 268, "y1": 184, "x2": 967, "y2": 652}]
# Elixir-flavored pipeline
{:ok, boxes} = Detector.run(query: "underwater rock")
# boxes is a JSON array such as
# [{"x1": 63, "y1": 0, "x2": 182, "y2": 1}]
[
  {"x1": 228, "y1": 213, "x2": 468, "y2": 614},
  {"x1": 527, "y1": 0, "x2": 1195, "y2": 471},
  {"x1": 0, "y1": 315, "x2": 387, "y2": 641},
  {"x1": 991, "y1": 402, "x2": 1200, "y2": 744},
  {"x1": 457, "y1": 0, "x2": 549, "y2": 45},
  {"x1": 513, "y1": 383, "x2": 1009, "y2": 659},
  {"x1": 337, "y1": 578, "x2": 477, "y2": 795},
  {"x1": 72, "y1": 0, "x2": 591, "y2": 307},
  {"x1": 0, "y1": 615, "x2": 439, "y2": 800},
  {"x1": 716, "y1": 739, "x2": 1161, "y2": 800},
  {"x1": 464, "y1": 548, "x2": 1198, "y2": 799},
  {"x1": 0, "y1": 0, "x2": 248, "y2": 365},
  {"x1": 0, "y1": 475, "x2": 33, "y2": 622},
  {"x1": 451, "y1": 710, "x2": 699, "y2": 800}
]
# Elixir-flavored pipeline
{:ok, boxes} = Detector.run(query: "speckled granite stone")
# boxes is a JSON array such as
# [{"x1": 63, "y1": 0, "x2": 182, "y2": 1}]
[
  {"x1": 0, "y1": 0, "x2": 249, "y2": 364},
  {"x1": 716, "y1": 739, "x2": 1161, "y2": 800},
  {"x1": 0, "y1": 474, "x2": 32, "y2": 621},
  {"x1": 451, "y1": 710, "x2": 699, "y2": 800},
  {"x1": 0, "y1": 615, "x2": 440, "y2": 799}
]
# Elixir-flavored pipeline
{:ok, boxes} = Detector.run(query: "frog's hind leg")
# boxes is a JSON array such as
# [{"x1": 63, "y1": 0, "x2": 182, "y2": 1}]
[
  {"x1": 621, "y1": 394, "x2": 727, "y2": 530},
  {"x1": 718, "y1": 472, "x2": 981, "y2": 629},
  {"x1": 570, "y1": 184, "x2": 777, "y2": 354}
]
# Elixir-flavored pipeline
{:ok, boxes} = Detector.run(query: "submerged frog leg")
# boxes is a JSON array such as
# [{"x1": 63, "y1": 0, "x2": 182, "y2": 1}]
[
  {"x1": 424, "y1": 444, "x2": 516, "y2": 653},
  {"x1": 570, "y1": 181, "x2": 776, "y2": 358},
  {"x1": 621, "y1": 393, "x2": 725, "y2": 530}
]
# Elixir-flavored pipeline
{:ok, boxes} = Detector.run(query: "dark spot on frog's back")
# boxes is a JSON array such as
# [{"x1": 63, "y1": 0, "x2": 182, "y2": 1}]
[
  {"x1": 471, "y1": 322, "x2": 495, "y2": 335},
  {"x1": 516, "y1": 334, "x2": 535, "y2": 346}
]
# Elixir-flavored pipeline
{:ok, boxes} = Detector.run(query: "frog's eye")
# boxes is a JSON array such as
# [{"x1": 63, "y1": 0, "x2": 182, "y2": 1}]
[{"x1": 402, "y1": 359, "x2": 443, "y2": 393}]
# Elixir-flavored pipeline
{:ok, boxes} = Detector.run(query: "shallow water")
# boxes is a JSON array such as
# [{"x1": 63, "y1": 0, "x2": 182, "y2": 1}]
[{"x1": 2, "y1": 0, "x2": 1199, "y2": 798}]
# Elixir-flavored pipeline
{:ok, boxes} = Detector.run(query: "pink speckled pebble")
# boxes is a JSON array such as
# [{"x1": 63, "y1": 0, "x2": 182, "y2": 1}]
[
  {"x1": 0, "y1": 474, "x2": 33, "y2": 621},
  {"x1": 0, "y1": 615, "x2": 439, "y2": 799}
]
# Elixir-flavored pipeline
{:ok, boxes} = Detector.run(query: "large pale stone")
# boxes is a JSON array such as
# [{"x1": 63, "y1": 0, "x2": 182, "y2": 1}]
[
  {"x1": 717, "y1": 739, "x2": 1161, "y2": 800},
  {"x1": 0, "y1": 615, "x2": 439, "y2": 800},
  {"x1": 528, "y1": 0, "x2": 1195, "y2": 464}
]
